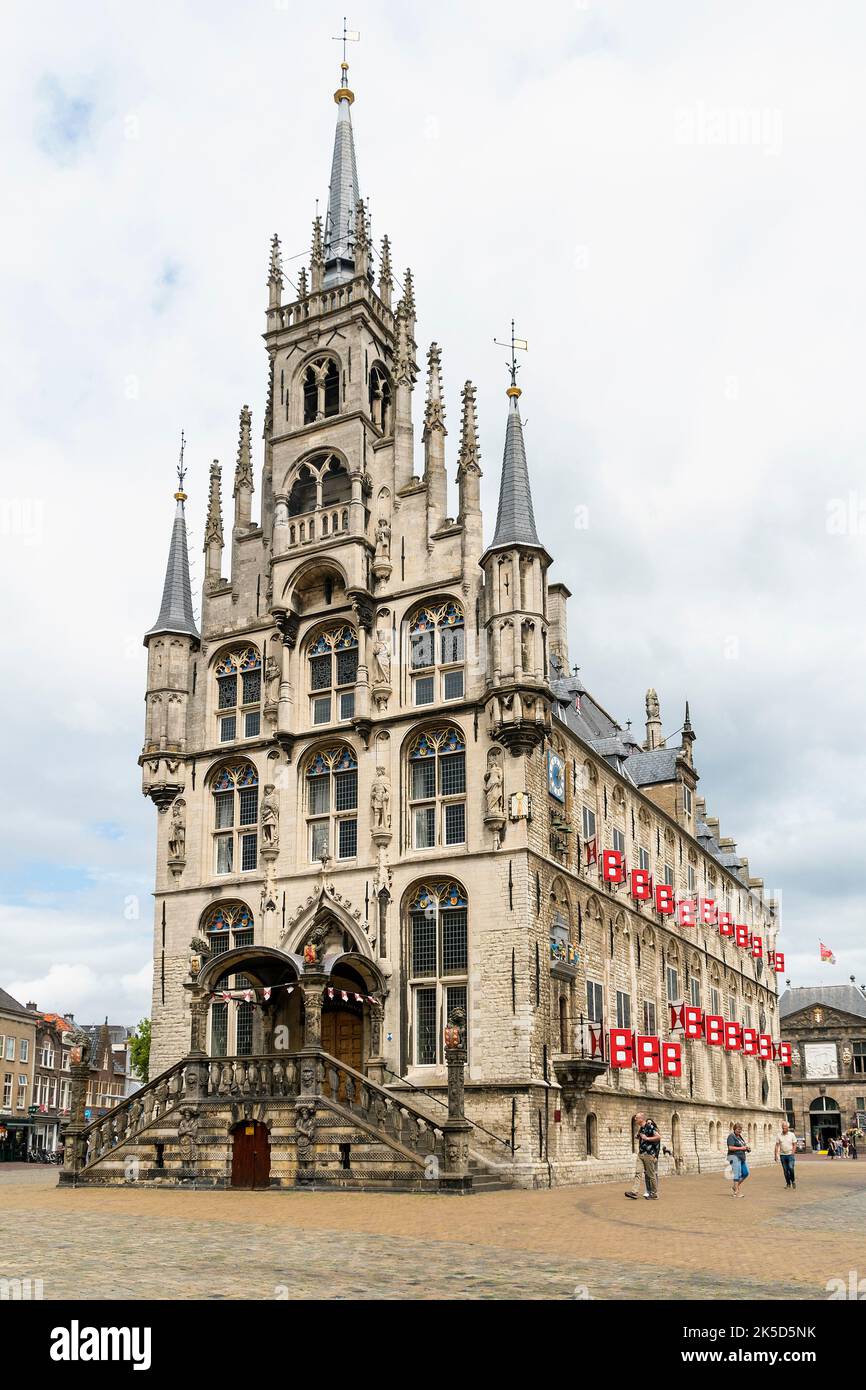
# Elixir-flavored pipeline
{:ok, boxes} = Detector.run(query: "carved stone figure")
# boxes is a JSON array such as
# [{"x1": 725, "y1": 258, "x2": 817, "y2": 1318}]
[
  {"x1": 265, "y1": 655, "x2": 281, "y2": 704},
  {"x1": 168, "y1": 799, "x2": 186, "y2": 859},
  {"x1": 646, "y1": 688, "x2": 660, "y2": 720},
  {"x1": 177, "y1": 1108, "x2": 198, "y2": 1166},
  {"x1": 375, "y1": 516, "x2": 391, "y2": 560},
  {"x1": 296, "y1": 1106, "x2": 316, "y2": 1164},
  {"x1": 303, "y1": 923, "x2": 327, "y2": 966},
  {"x1": 260, "y1": 784, "x2": 279, "y2": 850},
  {"x1": 370, "y1": 767, "x2": 391, "y2": 829},
  {"x1": 483, "y1": 759, "x2": 504, "y2": 818},
  {"x1": 372, "y1": 631, "x2": 391, "y2": 685}
]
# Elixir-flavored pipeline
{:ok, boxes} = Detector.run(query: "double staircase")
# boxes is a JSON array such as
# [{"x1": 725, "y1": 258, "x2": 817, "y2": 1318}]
[{"x1": 62, "y1": 1051, "x2": 513, "y2": 1193}]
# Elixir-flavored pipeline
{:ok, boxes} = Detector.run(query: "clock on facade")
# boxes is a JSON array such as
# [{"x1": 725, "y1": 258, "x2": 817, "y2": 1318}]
[{"x1": 547, "y1": 751, "x2": 565, "y2": 802}]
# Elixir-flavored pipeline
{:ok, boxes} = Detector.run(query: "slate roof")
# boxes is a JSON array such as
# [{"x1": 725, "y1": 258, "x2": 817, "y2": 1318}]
[
  {"x1": 145, "y1": 497, "x2": 199, "y2": 641},
  {"x1": 623, "y1": 747, "x2": 679, "y2": 788},
  {"x1": 323, "y1": 92, "x2": 360, "y2": 285},
  {"x1": 779, "y1": 985, "x2": 866, "y2": 1021},
  {"x1": 0, "y1": 987, "x2": 33, "y2": 1018},
  {"x1": 486, "y1": 395, "x2": 544, "y2": 553}
]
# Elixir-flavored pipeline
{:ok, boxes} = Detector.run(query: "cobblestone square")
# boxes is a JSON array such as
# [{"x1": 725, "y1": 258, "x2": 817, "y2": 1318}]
[{"x1": 1, "y1": 1156, "x2": 863, "y2": 1301}]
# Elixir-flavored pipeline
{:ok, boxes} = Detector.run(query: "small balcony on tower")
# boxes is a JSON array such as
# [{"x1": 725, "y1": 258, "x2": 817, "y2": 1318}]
[{"x1": 273, "y1": 451, "x2": 369, "y2": 557}]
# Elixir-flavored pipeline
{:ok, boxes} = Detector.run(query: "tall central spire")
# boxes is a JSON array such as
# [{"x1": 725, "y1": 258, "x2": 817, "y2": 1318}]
[{"x1": 323, "y1": 59, "x2": 361, "y2": 287}]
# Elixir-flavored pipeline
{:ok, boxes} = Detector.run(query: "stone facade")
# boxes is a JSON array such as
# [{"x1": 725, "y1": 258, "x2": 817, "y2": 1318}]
[
  {"x1": 121, "y1": 64, "x2": 786, "y2": 1191},
  {"x1": 780, "y1": 984, "x2": 866, "y2": 1149}
]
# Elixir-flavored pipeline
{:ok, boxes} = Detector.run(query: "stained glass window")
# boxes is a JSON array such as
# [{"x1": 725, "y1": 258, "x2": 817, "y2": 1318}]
[
  {"x1": 408, "y1": 600, "x2": 465, "y2": 705},
  {"x1": 305, "y1": 746, "x2": 358, "y2": 863},
  {"x1": 408, "y1": 728, "x2": 466, "y2": 850},
  {"x1": 408, "y1": 880, "x2": 469, "y2": 1064},
  {"x1": 212, "y1": 765, "x2": 259, "y2": 874},
  {"x1": 307, "y1": 626, "x2": 358, "y2": 727},
  {"x1": 215, "y1": 648, "x2": 262, "y2": 745}
]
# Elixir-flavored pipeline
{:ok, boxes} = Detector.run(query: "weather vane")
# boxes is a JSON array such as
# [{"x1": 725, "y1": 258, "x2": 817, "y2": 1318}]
[
  {"x1": 494, "y1": 319, "x2": 528, "y2": 389},
  {"x1": 177, "y1": 429, "x2": 186, "y2": 492},
  {"x1": 332, "y1": 16, "x2": 360, "y2": 70}
]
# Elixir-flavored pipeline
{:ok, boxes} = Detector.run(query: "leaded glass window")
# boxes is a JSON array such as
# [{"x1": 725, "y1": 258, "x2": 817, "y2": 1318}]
[
  {"x1": 305, "y1": 745, "x2": 358, "y2": 862},
  {"x1": 307, "y1": 626, "x2": 358, "y2": 727},
  {"x1": 407, "y1": 881, "x2": 469, "y2": 1065},
  {"x1": 407, "y1": 600, "x2": 465, "y2": 705},
  {"x1": 212, "y1": 764, "x2": 259, "y2": 874},
  {"x1": 215, "y1": 647, "x2": 262, "y2": 745},
  {"x1": 408, "y1": 726, "x2": 466, "y2": 850}
]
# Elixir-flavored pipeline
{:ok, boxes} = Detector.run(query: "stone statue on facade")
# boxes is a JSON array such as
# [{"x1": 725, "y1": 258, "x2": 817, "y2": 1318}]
[
  {"x1": 168, "y1": 799, "x2": 186, "y2": 860},
  {"x1": 264, "y1": 655, "x2": 281, "y2": 705},
  {"x1": 370, "y1": 767, "x2": 391, "y2": 830},
  {"x1": 483, "y1": 759, "x2": 504, "y2": 818},
  {"x1": 372, "y1": 631, "x2": 391, "y2": 685},
  {"x1": 177, "y1": 1108, "x2": 199, "y2": 1167},
  {"x1": 375, "y1": 516, "x2": 391, "y2": 560},
  {"x1": 646, "y1": 688, "x2": 660, "y2": 720},
  {"x1": 260, "y1": 784, "x2": 279, "y2": 851}
]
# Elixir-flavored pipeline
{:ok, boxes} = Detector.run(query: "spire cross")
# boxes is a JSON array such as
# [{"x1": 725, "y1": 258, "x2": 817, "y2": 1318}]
[
  {"x1": 494, "y1": 319, "x2": 528, "y2": 391},
  {"x1": 332, "y1": 16, "x2": 359, "y2": 73}
]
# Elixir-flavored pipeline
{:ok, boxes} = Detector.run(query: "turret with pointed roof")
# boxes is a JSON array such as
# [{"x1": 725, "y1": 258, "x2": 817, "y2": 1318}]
[
  {"x1": 141, "y1": 449, "x2": 198, "y2": 810},
  {"x1": 480, "y1": 358, "x2": 553, "y2": 755},
  {"x1": 145, "y1": 466, "x2": 199, "y2": 642}
]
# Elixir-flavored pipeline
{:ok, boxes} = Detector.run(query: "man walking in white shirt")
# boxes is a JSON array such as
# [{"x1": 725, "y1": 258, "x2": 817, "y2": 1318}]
[{"x1": 775, "y1": 1120, "x2": 798, "y2": 1189}]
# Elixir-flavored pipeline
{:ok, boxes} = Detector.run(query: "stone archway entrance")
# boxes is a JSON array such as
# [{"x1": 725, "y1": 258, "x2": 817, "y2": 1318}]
[
  {"x1": 810, "y1": 1097, "x2": 841, "y2": 1151},
  {"x1": 231, "y1": 1120, "x2": 271, "y2": 1189}
]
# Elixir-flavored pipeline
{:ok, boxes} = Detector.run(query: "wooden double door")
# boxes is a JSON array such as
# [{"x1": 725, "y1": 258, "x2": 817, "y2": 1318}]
[
  {"x1": 230, "y1": 1120, "x2": 270, "y2": 1189},
  {"x1": 321, "y1": 1007, "x2": 363, "y2": 1101}
]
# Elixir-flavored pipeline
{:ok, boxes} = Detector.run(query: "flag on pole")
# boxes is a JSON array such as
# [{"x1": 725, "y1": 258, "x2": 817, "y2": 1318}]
[{"x1": 819, "y1": 942, "x2": 836, "y2": 964}]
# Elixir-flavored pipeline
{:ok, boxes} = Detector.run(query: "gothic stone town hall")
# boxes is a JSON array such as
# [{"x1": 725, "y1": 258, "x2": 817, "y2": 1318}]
[{"x1": 63, "y1": 64, "x2": 786, "y2": 1191}]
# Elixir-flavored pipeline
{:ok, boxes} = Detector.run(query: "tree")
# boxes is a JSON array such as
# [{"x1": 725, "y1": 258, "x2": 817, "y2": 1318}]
[{"x1": 128, "y1": 1018, "x2": 151, "y2": 1084}]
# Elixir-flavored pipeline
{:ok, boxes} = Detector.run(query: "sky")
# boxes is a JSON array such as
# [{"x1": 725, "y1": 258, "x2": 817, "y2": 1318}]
[{"x1": 1, "y1": 0, "x2": 864, "y2": 1025}]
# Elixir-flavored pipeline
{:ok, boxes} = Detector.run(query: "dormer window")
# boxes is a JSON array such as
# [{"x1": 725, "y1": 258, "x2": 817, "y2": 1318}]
[
  {"x1": 302, "y1": 356, "x2": 340, "y2": 425},
  {"x1": 215, "y1": 647, "x2": 262, "y2": 743},
  {"x1": 408, "y1": 600, "x2": 465, "y2": 706}
]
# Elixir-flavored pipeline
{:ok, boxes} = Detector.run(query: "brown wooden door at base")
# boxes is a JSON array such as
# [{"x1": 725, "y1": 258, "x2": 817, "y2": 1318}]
[
  {"x1": 321, "y1": 1008, "x2": 363, "y2": 1101},
  {"x1": 231, "y1": 1120, "x2": 270, "y2": 1188}
]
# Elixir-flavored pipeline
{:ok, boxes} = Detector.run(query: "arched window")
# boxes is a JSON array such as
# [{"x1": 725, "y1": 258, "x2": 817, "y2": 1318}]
[
  {"x1": 201, "y1": 901, "x2": 255, "y2": 958},
  {"x1": 288, "y1": 463, "x2": 318, "y2": 516},
  {"x1": 408, "y1": 726, "x2": 466, "y2": 849},
  {"x1": 369, "y1": 364, "x2": 392, "y2": 433},
  {"x1": 407, "y1": 880, "x2": 468, "y2": 1066},
  {"x1": 212, "y1": 763, "x2": 259, "y2": 874},
  {"x1": 288, "y1": 452, "x2": 351, "y2": 526},
  {"x1": 215, "y1": 647, "x2": 262, "y2": 743},
  {"x1": 302, "y1": 356, "x2": 341, "y2": 425},
  {"x1": 305, "y1": 745, "x2": 358, "y2": 863},
  {"x1": 559, "y1": 995, "x2": 568, "y2": 1052},
  {"x1": 586, "y1": 1112, "x2": 598, "y2": 1158},
  {"x1": 408, "y1": 600, "x2": 465, "y2": 706},
  {"x1": 308, "y1": 625, "x2": 358, "y2": 726}
]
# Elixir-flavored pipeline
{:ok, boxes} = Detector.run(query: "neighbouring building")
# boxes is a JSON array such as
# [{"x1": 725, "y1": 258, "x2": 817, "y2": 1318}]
[
  {"x1": 80, "y1": 1022, "x2": 135, "y2": 1121},
  {"x1": 779, "y1": 983, "x2": 866, "y2": 1149},
  {"x1": 68, "y1": 58, "x2": 787, "y2": 1191},
  {"x1": 0, "y1": 989, "x2": 36, "y2": 1161},
  {"x1": 31, "y1": 1009, "x2": 75, "y2": 1153}
]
